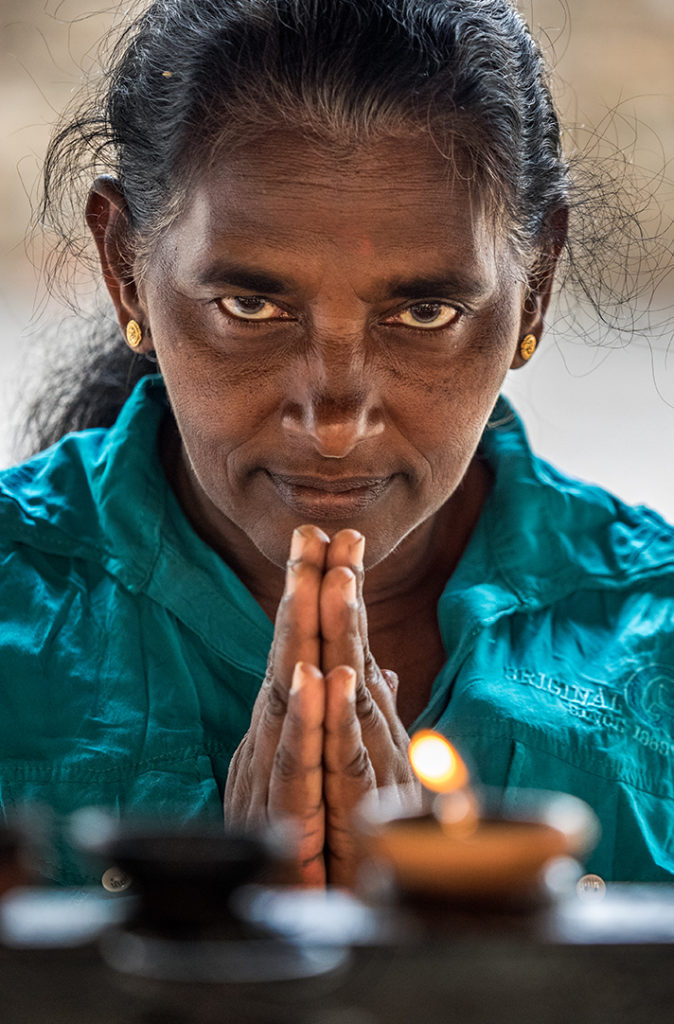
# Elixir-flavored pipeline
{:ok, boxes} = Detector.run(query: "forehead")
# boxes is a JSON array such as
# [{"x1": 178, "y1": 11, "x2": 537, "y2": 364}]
[{"x1": 162, "y1": 132, "x2": 514, "y2": 284}]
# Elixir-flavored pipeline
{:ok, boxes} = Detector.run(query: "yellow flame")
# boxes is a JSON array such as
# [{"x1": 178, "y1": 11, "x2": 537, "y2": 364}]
[{"x1": 408, "y1": 730, "x2": 469, "y2": 793}]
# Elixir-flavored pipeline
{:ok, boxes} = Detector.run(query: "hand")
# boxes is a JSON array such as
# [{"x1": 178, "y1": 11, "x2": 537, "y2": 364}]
[
  {"x1": 224, "y1": 526, "x2": 329, "y2": 885},
  {"x1": 319, "y1": 529, "x2": 416, "y2": 885},
  {"x1": 224, "y1": 525, "x2": 417, "y2": 887}
]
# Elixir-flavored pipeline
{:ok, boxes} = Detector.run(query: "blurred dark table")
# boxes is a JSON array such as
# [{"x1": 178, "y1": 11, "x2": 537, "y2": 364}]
[{"x1": 1, "y1": 883, "x2": 673, "y2": 1024}]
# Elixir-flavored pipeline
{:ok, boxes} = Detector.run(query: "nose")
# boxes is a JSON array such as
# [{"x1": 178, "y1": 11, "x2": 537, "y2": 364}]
[{"x1": 281, "y1": 347, "x2": 385, "y2": 458}]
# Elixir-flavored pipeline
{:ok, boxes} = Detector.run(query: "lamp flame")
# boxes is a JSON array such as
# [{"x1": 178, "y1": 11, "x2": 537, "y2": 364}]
[{"x1": 408, "y1": 731, "x2": 469, "y2": 794}]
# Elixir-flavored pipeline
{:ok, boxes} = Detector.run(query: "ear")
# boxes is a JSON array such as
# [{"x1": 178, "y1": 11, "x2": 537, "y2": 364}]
[
  {"x1": 85, "y1": 175, "x2": 152, "y2": 353},
  {"x1": 511, "y1": 205, "x2": 568, "y2": 369}
]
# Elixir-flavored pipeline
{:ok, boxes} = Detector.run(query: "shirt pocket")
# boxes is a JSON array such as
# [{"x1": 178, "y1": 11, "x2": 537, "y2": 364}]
[
  {"x1": 0, "y1": 748, "x2": 224, "y2": 887},
  {"x1": 502, "y1": 740, "x2": 674, "y2": 882}
]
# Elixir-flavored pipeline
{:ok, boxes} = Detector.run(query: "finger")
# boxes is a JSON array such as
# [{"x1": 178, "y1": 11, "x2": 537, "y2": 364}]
[
  {"x1": 320, "y1": 566, "x2": 406, "y2": 781},
  {"x1": 362, "y1": 658, "x2": 408, "y2": 736},
  {"x1": 267, "y1": 525, "x2": 329, "y2": 702},
  {"x1": 320, "y1": 565, "x2": 365, "y2": 679},
  {"x1": 323, "y1": 665, "x2": 376, "y2": 886},
  {"x1": 248, "y1": 528, "x2": 327, "y2": 737},
  {"x1": 269, "y1": 661, "x2": 326, "y2": 886},
  {"x1": 325, "y1": 529, "x2": 365, "y2": 573},
  {"x1": 324, "y1": 665, "x2": 374, "y2": 790},
  {"x1": 324, "y1": 532, "x2": 393, "y2": 726},
  {"x1": 325, "y1": 529, "x2": 367, "y2": 642},
  {"x1": 239, "y1": 526, "x2": 328, "y2": 832}
]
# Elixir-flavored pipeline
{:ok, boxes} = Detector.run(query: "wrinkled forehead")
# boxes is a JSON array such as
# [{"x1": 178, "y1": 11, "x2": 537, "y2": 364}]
[
  {"x1": 156, "y1": 129, "x2": 520, "y2": 295},
  {"x1": 203, "y1": 120, "x2": 502, "y2": 206},
  {"x1": 179, "y1": 128, "x2": 508, "y2": 245},
  {"x1": 134, "y1": 115, "x2": 518, "y2": 278}
]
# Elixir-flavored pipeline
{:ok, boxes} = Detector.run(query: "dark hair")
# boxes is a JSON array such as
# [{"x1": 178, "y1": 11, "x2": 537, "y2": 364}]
[{"x1": 23, "y1": 0, "x2": 630, "y2": 450}]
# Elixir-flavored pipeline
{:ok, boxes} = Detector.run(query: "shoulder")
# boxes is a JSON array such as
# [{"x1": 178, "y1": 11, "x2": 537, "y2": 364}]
[
  {"x1": 0, "y1": 429, "x2": 110, "y2": 558},
  {"x1": 0, "y1": 431, "x2": 126, "y2": 704},
  {"x1": 482, "y1": 402, "x2": 674, "y2": 600},
  {"x1": 0, "y1": 375, "x2": 168, "y2": 572}
]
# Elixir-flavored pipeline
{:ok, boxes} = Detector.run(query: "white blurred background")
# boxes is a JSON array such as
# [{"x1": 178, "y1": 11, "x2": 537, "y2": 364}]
[{"x1": 1, "y1": 1, "x2": 673, "y2": 516}]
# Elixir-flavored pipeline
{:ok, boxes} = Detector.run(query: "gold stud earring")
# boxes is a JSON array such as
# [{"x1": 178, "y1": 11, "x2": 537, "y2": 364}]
[
  {"x1": 519, "y1": 333, "x2": 537, "y2": 361},
  {"x1": 126, "y1": 320, "x2": 143, "y2": 349}
]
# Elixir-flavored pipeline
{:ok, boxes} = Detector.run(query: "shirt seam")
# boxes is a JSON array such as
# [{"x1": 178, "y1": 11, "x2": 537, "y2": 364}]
[
  {"x1": 0, "y1": 740, "x2": 233, "y2": 783},
  {"x1": 449, "y1": 726, "x2": 674, "y2": 799}
]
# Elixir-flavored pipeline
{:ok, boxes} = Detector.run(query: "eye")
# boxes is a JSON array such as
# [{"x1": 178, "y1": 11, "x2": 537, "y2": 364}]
[
  {"x1": 219, "y1": 296, "x2": 291, "y2": 322},
  {"x1": 385, "y1": 302, "x2": 460, "y2": 330}
]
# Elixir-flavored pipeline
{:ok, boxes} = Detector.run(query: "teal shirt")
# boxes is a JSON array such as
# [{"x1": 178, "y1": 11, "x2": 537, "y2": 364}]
[{"x1": 1, "y1": 377, "x2": 673, "y2": 884}]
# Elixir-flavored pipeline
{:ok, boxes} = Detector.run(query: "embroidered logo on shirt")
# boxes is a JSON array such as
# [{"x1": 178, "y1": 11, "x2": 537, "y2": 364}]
[
  {"x1": 505, "y1": 665, "x2": 674, "y2": 759},
  {"x1": 504, "y1": 667, "x2": 623, "y2": 730},
  {"x1": 625, "y1": 664, "x2": 674, "y2": 736}
]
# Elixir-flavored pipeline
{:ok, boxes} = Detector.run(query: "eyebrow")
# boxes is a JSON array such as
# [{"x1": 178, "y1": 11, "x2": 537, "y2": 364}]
[
  {"x1": 194, "y1": 262, "x2": 489, "y2": 302},
  {"x1": 194, "y1": 262, "x2": 295, "y2": 294},
  {"x1": 387, "y1": 273, "x2": 490, "y2": 302}
]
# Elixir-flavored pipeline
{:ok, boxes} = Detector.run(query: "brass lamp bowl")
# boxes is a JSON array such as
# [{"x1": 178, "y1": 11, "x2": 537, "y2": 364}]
[{"x1": 358, "y1": 787, "x2": 600, "y2": 903}]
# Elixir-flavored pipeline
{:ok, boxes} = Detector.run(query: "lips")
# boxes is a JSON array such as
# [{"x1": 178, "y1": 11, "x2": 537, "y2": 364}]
[{"x1": 266, "y1": 471, "x2": 394, "y2": 519}]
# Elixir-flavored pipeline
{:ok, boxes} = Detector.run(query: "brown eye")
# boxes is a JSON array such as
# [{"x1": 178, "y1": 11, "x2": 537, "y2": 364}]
[
  {"x1": 219, "y1": 296, "x2": 288, "y2": 321},
  {"x1": 395, "y1": 302, "x2": 459, "y2": 329}
]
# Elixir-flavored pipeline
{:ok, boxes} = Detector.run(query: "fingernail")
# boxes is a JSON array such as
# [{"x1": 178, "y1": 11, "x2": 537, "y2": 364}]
[
  {"x1": 289, "y1": 527, "x2": 308, "y2": 561},
  {"x1": 350, "y1": 533, "x2": 365, "y2": 569},
  {"x1": 344, "y1": 667, "x2": 356, "y2": 701},
  {"x1": 285, "y1": 562, "x2": 299, "y2": 596},
  {"x1": 290, "y1": 662, "x2": 305, "y2": 694},
  {"x1": 342, "y1": 569, "x2": 357, "y2": 603}
]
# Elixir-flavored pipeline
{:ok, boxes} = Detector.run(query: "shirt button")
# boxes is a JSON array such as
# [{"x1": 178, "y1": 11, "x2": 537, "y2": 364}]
[
  {"x1": 101, "y1": 866, "x2": 132, "y2": 893},
  {"x1": 576, "y1": 873, "x2": 606, "y2": 901}
]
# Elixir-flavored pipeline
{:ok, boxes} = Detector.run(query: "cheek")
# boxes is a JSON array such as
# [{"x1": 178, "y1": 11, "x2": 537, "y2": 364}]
[
  {"x1": 151, "y1": 309, "x2": 285, "y2": 457},
  {"x1": 391, "y1": 333, "x2": 516, "y2": 498},
  {"x1": 147, "y1": 289, "x2": 275, "y2": 433},
  {"x1": 160, "y1": 353, "x2": 286, "y2": 518},
  {"x1": 387, "y1": 337, "x2": 513, "y2": 452}
]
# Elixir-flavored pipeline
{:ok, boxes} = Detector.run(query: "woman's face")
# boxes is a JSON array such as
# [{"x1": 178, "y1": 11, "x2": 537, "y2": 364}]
[{"x1": 136, "y1": 133, "x2": 536, "y2": 569}]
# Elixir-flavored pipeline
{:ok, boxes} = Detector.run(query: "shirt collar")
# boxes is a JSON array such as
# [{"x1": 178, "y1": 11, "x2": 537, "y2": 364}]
[
  {"x1": 96, "y1": 376, "x2": 274, "y2": 667},
  {"x1": 443, "y1": 395, "x2": 674, "y2": 628},
  {"x1": 6, "y1": 379, "x2": 670, "y2": 676}
]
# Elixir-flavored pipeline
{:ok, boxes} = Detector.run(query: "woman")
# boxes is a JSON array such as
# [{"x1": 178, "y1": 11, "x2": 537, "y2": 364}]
[{"x1": 1, "y1": 0, "x2": 672, "y2": 888}]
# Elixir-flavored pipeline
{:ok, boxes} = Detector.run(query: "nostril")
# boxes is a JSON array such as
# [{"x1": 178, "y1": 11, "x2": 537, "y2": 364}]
[
  {"x1": 281, "y1": 400, "x2": 305, "y2": 430},
  {"x1": 281, "y1": 393, "x2": 384, "y2": 458}
]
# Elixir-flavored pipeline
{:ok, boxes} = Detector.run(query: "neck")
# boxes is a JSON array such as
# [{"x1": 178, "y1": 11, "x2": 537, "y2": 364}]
[{"x1": 361, "y1": 456, "x2": 491, "y2": 613}]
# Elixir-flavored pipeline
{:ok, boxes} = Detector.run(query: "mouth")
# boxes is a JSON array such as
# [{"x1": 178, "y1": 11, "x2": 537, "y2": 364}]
[{"x1": 265, "y1": 472, "x2": 394, "y2": 519}]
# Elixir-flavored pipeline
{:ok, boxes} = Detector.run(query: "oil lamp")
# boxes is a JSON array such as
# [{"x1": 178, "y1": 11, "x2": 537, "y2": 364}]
[{"x1": 359, "y1": 731, "x2": 599, "y2": 905}]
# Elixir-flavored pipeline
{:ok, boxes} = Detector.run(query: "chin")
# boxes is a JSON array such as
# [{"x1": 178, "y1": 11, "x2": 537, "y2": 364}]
[{"x1": 246, "y1": 510, "x2": 408, "y2": 571}]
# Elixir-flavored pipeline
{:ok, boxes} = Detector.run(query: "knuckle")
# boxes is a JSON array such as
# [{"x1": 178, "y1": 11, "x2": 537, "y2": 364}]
[
  {"x1": 272, "y1": 744, "x2": 302, "y2": 783},
  {"x1": 264, "y1": 678, "x2": 288, "y2": 719},
  {"x1": 299, "y1": 849, "x2": 324, "y2": 872},
  {"x1": 226, "y1": 732, "x2": 254, "y2": 779},
  {"x1": 302, "y1": 799, "x2": 324, "y2": 822},
  {"x1": 339, "y1": 745, "x2": 372, "y2": 780},
  {"x1": 224, "y1": 778, "x2": 255, "y2": 827},
  {"x1": 272, "y1": 613, "x2": 296, "y2": 648},
  {"x1": 356, "y1": 689, "x2": 379, "y2": 730},
  {"x1": 393, "y1": 754, "x2": 416, "y2": 785},
  {"x1": 364, "y1": 654, "x2": 394, "y2": 698},
  {"x1": 363, "y1": 650, "x2": 377, "y2": 678},
  {"x1": 229, "y1": 732, "x2": 249, "y2": 765}
]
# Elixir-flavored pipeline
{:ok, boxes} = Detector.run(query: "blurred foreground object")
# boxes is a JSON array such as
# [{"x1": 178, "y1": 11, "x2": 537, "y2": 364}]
[
  {"x1": 1, "y1": 816, "x2": 674, "y2": 1023},
  {"x1": 359, "y1": 732, "x2": 600, "y2": 905}
]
